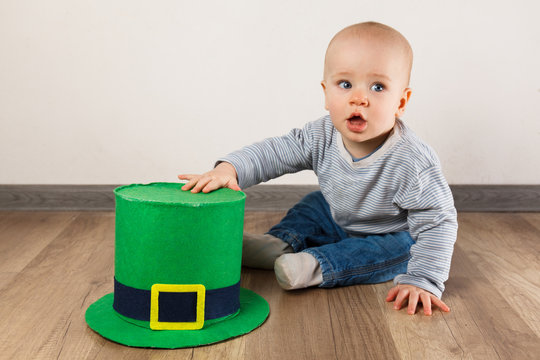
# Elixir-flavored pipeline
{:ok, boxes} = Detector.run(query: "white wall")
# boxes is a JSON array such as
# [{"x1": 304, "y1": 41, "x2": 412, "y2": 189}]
[{"x1": 1, "y1": 0, "x2": 539, "y2": 185}]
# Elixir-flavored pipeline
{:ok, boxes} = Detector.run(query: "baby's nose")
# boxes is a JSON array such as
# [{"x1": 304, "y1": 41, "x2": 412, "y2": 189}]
[{"x1": 350, "y1": 90, "x2": 368, "y2": 106}]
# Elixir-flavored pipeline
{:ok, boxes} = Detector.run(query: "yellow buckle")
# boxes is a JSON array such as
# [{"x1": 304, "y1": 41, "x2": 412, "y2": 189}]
[{"x1": 150, "y1": 284, "x2": 206, "y2": 330}]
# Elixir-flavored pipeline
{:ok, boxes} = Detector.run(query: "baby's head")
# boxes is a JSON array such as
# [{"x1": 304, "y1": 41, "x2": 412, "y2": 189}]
[
  {"x1": 321, "y1": 22, "x2": 414, "y2": 157},
  {"x1": 323, "y1": 22, "x2": 413, "y2": 87}
]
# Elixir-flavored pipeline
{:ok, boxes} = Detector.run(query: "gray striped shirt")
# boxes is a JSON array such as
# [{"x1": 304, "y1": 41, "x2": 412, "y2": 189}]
[{"x1": 220, "y1": 115, "x2": 457, "y2": 298}]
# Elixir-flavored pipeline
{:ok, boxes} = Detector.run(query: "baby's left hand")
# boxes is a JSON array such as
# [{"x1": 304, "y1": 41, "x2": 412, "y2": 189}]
[{"x1": 386, "y1": 284, "x2": 450, "y2": 316}]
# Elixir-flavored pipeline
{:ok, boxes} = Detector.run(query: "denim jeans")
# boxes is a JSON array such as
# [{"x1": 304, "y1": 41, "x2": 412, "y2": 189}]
[{"x1": 267, "y1": 191, "x2": 414, "y2": 288}]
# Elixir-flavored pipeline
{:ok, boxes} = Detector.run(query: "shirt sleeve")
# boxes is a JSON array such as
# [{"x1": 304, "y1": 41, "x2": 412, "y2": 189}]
[
  {"x1": 393, "y1": 165, "x2": 458, "y2": 298},
  {"x1": 217, "y1": 123, "x2": 314, "y2": 189}
]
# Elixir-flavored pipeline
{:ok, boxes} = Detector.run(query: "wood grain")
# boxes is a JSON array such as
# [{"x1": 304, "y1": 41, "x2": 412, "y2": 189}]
[
  {"x1": 444, "y1": 245, "x2": 539, "y2": 359},
  {"x1": 0, "y1": 212, "x2": 116, "y2": 359},
  {"x1": 0, "y1": 211, "x2": 77, "y2": 289},
  {"x1": 455, "y1": 213, "x2": 540, "y2": 337},
  {"x1": 327, "y1": 285, "x2": 401, "y2": 359},
  {"x1": 0, "y1": 211, "x2": 539, "y2": 359}
]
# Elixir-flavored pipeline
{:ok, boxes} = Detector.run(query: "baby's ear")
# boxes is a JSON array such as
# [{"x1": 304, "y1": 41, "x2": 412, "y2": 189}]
[
  {"x1": 321, "y1": 81, "x2": 329, "y2": 111},
  {"x1": 396, "y1": 88, "x2": 412, "y2": 117}
]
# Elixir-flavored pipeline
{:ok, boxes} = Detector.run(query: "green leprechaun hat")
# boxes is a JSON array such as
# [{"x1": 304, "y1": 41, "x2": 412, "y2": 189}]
[{"x1": 85, "y1": 183, "x2": 269, "y2": 348}]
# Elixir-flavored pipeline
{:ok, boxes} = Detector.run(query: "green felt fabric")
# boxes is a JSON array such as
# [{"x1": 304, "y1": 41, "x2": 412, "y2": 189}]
[
  {"x1": 86, "y1": 289, "x2": 269, "y2": 348},
  {"x1": 85, "y1": 183, "x2": 269, "y2": 348},
  {"x1": 116, "y1": 182, "x2": 246, "y2": 205},
  {"x1": 114, "y1": 183, "x2": 245, "y2": 291}
]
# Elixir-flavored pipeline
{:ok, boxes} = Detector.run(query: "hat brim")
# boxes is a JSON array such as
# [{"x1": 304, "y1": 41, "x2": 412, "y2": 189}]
[{"x1": 85, "y1": 287, "x2": 269, "y2": 348}]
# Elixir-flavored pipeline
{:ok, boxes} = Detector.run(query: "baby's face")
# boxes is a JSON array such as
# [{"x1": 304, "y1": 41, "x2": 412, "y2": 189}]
[{"x1": 321, "y1": 35, "x2": 411, "y2": 157}]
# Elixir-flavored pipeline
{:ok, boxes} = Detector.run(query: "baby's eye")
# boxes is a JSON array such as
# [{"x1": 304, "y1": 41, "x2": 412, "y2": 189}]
[
  {"x1": 370, "y1": 83, "x2": 384, "y2": 92},
  {"x1": 338, "y1": 81, "x2": 352, "y2": 89}
]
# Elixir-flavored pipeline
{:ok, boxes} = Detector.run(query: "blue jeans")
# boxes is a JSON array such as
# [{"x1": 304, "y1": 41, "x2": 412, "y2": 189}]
[{"x1": 267, "y1": 191, "x2": 414, "y2": 288}]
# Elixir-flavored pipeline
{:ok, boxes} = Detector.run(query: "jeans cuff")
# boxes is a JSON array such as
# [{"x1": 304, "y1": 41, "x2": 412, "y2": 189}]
[
  {"x1": 267, "y1": 229, "x2": 304, "y2": 253},
  {"x1": 303, "y1": 248, "x2": 336, "y2": 288}
]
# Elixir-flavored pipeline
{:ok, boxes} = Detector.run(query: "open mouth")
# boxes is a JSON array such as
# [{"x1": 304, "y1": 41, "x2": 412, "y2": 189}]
[
  {"x1": 348, "y1": 112, "x2": 365, "y2": 121},
  {"x1": 346, "y1": 113, "x2": 367, "y2": 132}
]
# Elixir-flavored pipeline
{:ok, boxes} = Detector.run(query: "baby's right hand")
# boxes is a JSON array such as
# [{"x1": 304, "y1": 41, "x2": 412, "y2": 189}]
[{"x1": 178, "y1": 162, "x2": 241, "y2": 194}]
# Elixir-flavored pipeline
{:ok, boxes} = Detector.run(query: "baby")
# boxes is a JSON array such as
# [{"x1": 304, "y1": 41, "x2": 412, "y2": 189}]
[{"x1": 179, "y1": 22, "x2": 457, "y2": 316}]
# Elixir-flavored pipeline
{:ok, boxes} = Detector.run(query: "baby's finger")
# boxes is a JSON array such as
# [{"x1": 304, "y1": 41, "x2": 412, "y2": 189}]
[
  {"x1": 407, "y1": 292, "x2": 419, "y2": 315},
  {"x1": 202, "y1": 179, "x2": 224, "y2": 193},
  {"x1": 205, "y1": 177, "x2": 240, "y2": 193},
  {"x1": 226, "y1": 179, "x2": 242, "y2": 192},
  {"x1": 178, "y1": 174, "x2": 195, "y2": 180},
  {"x1": 386, "y1": 286, "x2": 399, "y2": 302},
  {"x1": 393, "y1": 288, "x2": 410, "y2": 310},
  {"x1": 179, "y1": 176, "x2": 200, "y2": 191},
  {"x1": 191, "y1": 176, "x2": 213, "y2": 193},
  {"x1": 420, "y1": 293, "x2": 432, "y2": 316},
  {"x1": 431, "y1": 296, "x2": 450, "y2": 312}
]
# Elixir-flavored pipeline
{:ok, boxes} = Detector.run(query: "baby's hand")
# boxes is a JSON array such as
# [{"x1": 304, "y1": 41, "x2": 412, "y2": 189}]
[
  {"x1": 386, "y1": 284, "x2": 450, "y2": 316},
  {"x1": 178, "y1": 162, "x2": 241, "y2": 194}
]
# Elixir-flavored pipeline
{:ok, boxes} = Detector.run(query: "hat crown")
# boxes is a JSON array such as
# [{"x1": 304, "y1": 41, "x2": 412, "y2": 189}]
[{"x1": 114, "y1": 183, "x2": 245, "y2": 291}]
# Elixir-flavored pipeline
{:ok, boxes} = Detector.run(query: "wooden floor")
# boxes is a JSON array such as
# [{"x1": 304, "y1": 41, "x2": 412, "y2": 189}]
[{"x1": 0, "y1": 211, "x2": 539, "y2": 359}]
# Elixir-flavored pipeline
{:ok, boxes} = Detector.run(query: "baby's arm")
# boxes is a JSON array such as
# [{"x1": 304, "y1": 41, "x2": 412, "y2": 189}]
[
  {"x1": 389, "y1": 160, "x2": 457, "y2": 315},
  {"x1": 178, "y1": 162, "x2": 241, "y2": 193},
  {"x1": 386, "y1": 284, "x2": 450, "y2": 316},
  {"x1": 180, "y1": 118, "x2": 317, "y2": 193}
]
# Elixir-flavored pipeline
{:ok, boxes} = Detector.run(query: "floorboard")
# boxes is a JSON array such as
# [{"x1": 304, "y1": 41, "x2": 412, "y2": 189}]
[
  {"x1": 0, "y1": 211, "x2": 539, "y2": 359},
  {"x1": 0, "y1": 212, "x2": 77, "y2": 290}
]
